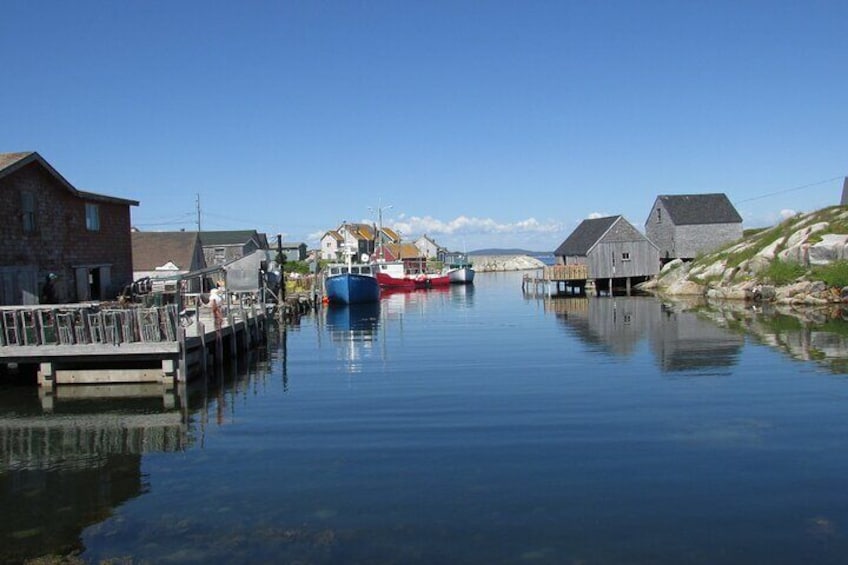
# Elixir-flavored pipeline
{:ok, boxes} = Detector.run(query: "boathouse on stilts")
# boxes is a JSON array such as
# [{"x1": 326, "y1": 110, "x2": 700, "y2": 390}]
[{"x1": 525, "y1": 215, "x2": 660, "y2": 297}]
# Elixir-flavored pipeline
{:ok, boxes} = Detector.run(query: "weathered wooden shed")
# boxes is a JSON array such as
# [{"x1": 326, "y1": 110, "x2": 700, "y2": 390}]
[
  {"x1": 554, "y1": 215, "x2": 659, "y2": 293},
  {"x1": 645, "y1": 193, "x2": 743, "y2": 263}
]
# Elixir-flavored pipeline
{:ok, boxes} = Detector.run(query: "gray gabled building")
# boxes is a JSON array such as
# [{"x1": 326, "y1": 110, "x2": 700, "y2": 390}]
[
  {"x1": 554, "y1": 215, "x2": 659, "y2": 293},
  {"x1": 645, "y1": 193, "x2": 743, "y2": 263},
  {"x1": 199, "y1": 230, "x2": 268, "y2": 267}
]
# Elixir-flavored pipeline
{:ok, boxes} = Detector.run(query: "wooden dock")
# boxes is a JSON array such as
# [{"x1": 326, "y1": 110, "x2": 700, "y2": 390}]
[
  {"x1": 0, "y1": 296, "x2": 267, "y2": 388},
  {"x1": 522, "y1": 265, "x2": 590, "y2": 297}
]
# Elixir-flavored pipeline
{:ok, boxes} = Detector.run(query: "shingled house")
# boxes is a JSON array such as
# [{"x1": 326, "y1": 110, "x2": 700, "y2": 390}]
[
  {"x1": 131, "y1": 231, "x2": 207, "y2": 282},
  {"x1": 554, "y1": 215, "x2": 659, "y2": 294},
  {"x1": 645, "y1": 193, "x2": 743, "y2": 264},
  {"x1": 0, "y1": 151, "x2": 138, "y2": 305}
]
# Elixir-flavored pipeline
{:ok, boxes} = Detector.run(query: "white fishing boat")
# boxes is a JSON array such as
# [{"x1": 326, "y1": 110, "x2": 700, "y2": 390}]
[{"x1": 445, "y1": 259, "x2": 475, "y2": 284}]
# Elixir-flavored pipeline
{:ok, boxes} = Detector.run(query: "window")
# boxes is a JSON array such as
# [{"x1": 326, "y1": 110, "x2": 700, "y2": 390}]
[
  {"x1": 85, "y1": 203, "x2": 100, "y2": 231},
  {"x1": 622, "y1": 252, "x2": 631, "y2": 261},
  {"x1": 656, "y1": 208, "x2": 662, "y2": 223},
  {"x1": 214, "y1": 247, "x2": 226, "y2": 264},
  {"x1": 21, "y1": 192, "x2": 35, "y2": 232}
]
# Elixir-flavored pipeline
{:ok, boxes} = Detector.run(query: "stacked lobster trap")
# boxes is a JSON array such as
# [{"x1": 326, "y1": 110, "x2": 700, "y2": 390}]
[{"x1": 0, "y1": 304, "x2": 182, "y2": 347}]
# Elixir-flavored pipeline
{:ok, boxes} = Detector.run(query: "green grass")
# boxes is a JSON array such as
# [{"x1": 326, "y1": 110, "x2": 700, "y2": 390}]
[
  {"x1": 811, "y1": 261, "x2": 848, "y2": 288},
  {"x1": 763, "y1": 259, "x2": 806, "y2": 286}
]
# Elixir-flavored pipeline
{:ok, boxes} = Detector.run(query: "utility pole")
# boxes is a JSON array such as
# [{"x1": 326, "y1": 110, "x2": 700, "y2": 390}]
[{"x1": 276, "y1": 233, "x2": 286, "y2": 311}]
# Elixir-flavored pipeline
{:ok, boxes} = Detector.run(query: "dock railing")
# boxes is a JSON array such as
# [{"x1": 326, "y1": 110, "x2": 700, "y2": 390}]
[{"x1": 543, "y1": 264, "x2": 588, "y2": 281}]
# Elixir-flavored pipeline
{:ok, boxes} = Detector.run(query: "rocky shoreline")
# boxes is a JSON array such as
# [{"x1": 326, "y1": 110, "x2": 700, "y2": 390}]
[{"x1": 641, "y1": 206, "x2": 848, "y2": 305}]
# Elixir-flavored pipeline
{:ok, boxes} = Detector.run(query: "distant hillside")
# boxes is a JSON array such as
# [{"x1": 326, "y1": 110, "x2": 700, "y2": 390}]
[{"x1": 470, "y1": 248, "x2": 552, "y2": 257}]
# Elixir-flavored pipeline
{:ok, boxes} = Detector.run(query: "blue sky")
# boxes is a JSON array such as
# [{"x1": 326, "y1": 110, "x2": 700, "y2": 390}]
[{"x1": 2, "y1": 1, "x2": 846, "y2": 252}]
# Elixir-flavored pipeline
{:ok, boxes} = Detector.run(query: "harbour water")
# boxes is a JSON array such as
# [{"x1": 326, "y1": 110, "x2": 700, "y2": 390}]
[{"x1": 3, "y1": 271, "x2": 848, "y2": 564}]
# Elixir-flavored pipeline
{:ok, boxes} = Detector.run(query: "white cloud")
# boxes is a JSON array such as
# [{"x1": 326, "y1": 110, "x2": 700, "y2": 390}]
[
  {"x1": 387, "y1": 215, "x2": 563, "y2": 238},
  {"x1": 779, "y1": 209, "x2": 797, "y2": 220},
  {"x1": 307, "y1": 230, "x2": 326, "y2": 242},
  {"x1": 587, "y1": 211, "x2": 607, "y2": 219}
]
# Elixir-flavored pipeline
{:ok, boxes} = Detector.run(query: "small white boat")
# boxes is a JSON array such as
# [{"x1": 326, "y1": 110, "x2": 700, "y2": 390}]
[{"x1": 446, "y1": 262, "x2": 475, "y2": 284}]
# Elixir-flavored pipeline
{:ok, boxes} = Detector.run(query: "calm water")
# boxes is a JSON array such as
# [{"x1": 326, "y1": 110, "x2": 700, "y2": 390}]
[{"x1": 3, "y1": 272, "x2": 848, "y2": 564}]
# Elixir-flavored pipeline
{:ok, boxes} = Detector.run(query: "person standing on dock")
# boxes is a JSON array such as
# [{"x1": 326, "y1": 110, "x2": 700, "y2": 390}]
[
  {"x1": 210, "y1": 287, "x2": 224, "y2": 331},
  {"x1": 41, "y1": 273, "x2": 59, "y2": 304}
]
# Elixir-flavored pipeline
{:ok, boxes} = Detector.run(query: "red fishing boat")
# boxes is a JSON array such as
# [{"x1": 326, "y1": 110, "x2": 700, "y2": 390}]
[{"x1": 372, "y1": 258, "x2": 449, "y2": 290}]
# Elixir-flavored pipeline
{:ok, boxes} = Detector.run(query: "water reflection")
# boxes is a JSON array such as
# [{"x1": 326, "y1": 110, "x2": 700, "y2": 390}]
[
  {"x1": 548, "y1": 296, "x2": 744, "y2": 375},
  {"x1": 685, "y1": 299, "x2": 848, "y2": 375},
  {"x1": 324, "y1": 303, "x2": 381, "y2": 373},
  {"x1": 547, "y1": 294, "x2": 848, "y2": 375},
  {"x1": 0, "y1": 390, "x2": 185, "y2": 562},
  {"x1": 0, "y1": 336, "x2": 276, "y2": 563}
]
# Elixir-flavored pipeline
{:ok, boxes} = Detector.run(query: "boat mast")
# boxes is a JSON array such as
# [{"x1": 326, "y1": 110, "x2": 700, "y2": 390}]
[{"x1": 370, "y1": 201, "x2": 392, "y2": 262}]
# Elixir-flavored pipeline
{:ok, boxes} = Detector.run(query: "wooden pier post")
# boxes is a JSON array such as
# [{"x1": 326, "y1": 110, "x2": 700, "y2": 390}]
[{"x1": 38, "y1": 362, "x2": 54, "y2": 389}]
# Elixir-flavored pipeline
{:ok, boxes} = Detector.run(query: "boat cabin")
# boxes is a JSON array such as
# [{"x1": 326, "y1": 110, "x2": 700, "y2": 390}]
[{"x1": 328, "y1": 264, "x2": 375, "y2": 277}]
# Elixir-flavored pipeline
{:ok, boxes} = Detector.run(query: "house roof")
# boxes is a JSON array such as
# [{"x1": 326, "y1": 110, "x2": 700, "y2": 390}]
[
  {"x1": 199, "y1": 230, "x2": 262, "y2": 247},
  {"x1": 378, "y1": 242, "x2": 421, "y2": 260},
  {"x1": 132, "y1": 231, "x2": 203, "y2": 271},
  {"x1": 340, "y1": 223, "x2": 375, "y2": 240},
  {"x1": 380, "y1": 227, "x2": 400, "y2": 243},
  {"x1": 554, "y1": 216, "x2": 620, "y2": 256},
  {"x1": 416, "y1": 234, "x2": 441, "y2": 247},
  {"x1": 656, "y1": 193, "x2": 742, "y2": 225},
  {"x1": 323, "y1": 230, "x2": 343, "y2": 242},
  {"x1": 0, "y1": 151, "x2": 140, "y2": 206}
]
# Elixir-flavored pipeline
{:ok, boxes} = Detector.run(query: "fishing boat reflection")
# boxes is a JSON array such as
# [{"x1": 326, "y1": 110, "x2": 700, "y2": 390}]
[{"x1": 324, "y1": 303, "x2": 381, "y2": 373}]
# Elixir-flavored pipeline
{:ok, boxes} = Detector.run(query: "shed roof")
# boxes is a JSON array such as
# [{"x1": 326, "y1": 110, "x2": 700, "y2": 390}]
[
  {"x1": 132, "y1": 231, "x2": 203, "y2": 271},
  {"x1": 554, "y1": 216, "x2": 619, "y2": 256},
  {"x1": 199, "y1": 230, "x2": 262, "y2": 246},
  {"x1": 0, "y1": 151, "x2": 139, "y2": 206},
  {"x1": 656, "y1": 193, "x2": 742, "y2": 225}
]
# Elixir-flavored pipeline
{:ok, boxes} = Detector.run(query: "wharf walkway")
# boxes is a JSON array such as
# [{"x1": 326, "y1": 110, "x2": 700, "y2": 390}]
[
  {"x1": 0, "y1": 296, "x2": 267, "y2": 388},
  {"x1": 522, "y1": 265, "x2": 590, "y2": 297}
]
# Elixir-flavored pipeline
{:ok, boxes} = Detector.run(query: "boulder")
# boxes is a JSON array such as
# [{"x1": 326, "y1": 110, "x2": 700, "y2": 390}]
[{"x1": 809, "y1": 234, "x2": 848, "y2": 265}]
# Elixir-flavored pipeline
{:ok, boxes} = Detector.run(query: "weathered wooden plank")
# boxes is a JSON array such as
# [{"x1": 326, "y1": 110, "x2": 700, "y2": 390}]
[
  {"x1": 56, "y1": 368, "x2": 165, "y2": 385},
  {"x1": 543, "y1": 264, "x2": 588, "y2": 280}
]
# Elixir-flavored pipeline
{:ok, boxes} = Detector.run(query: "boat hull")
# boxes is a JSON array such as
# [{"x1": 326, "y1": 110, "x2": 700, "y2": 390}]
[
  {"x1": 376, "y1": 272, "x2": 418, "y2": 290},
  {"x1": 325, "y1": 274, "x2": 380, "y2": 304},
  {"x1": 447, "y1": 267, "x2": 475, "y2": 284}
]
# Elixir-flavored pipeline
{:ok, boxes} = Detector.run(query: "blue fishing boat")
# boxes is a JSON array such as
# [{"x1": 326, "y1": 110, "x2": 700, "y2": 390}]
[{"x1": 324, "y1": 262, "x2": 380, "y2": 304}]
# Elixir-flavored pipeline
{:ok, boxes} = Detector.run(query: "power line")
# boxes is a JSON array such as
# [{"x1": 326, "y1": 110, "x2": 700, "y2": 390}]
[{"x1": 733, "y1": 176, "x2": 844, "y2": 205}]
